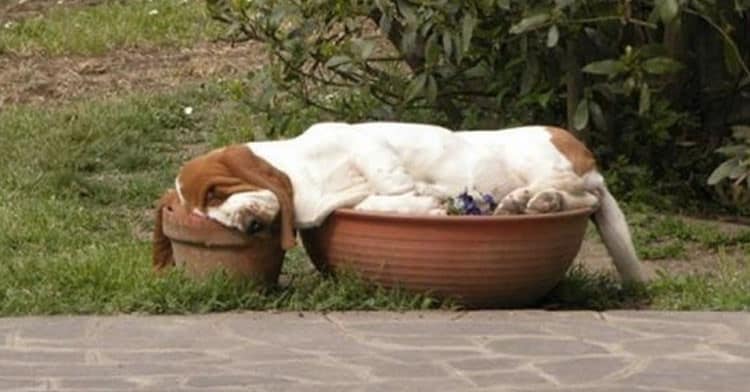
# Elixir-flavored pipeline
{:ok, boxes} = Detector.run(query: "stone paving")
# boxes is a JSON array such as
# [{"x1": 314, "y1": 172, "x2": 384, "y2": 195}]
[{"x1": 1, "y1": 311, "x2": 749, "y2": 391}]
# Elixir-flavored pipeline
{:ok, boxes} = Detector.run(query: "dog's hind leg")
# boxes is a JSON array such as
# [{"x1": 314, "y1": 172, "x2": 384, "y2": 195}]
[
  {"x1": 525, "y1": 189, "x2": 599, "y2": 213},
  {"x1": 495, "y1": 172, "x2": 593, "y2": 215}
]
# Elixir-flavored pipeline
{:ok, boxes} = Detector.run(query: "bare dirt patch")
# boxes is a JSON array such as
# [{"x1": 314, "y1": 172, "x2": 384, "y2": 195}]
[{"x1": 0, "y1": 42, "x2": 265, "y2": 106}]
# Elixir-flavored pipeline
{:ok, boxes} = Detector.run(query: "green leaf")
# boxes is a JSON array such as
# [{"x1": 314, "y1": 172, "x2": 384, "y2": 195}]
[
  {"x1": 729, "y1": 163, "x2": 747, "y2": 180},
  {"x1": 401, "y1": 30, "x2": 417, "y2": 54},
  {"x1": 656, "y1": 0, "x2": 680, "y2": 24},
  {"x1": 731, "y1": 125, "x2": 750, "y2": 140},
  {"x1": 325, "y1": 55, "x2": 350, "y2": 69},
  {"x1": 574, "y1": 98, "x2": 589, "y2": 131},
  {"x1": 547, "y1": 25, "x2": 559, "y2": 48},
  {"x1": 359, "y1": 40, "x2": 376, "y2": 60},
  {"x1": 420, "y1": 20, "x2": 434, "y2": 37},
  {"x1": 405, "y1": 73, "x2": 427, "y2": 102},
  {"x1": 426, "y1": 75, "x2": 438, "y2": 103},
  {"x1": 424, "y1": 33, "x2": 440, "y2": 65},
  {"x1": 723, "y1": 39, "x2": 742, "y2": 77},
  {"x1": 582, "y1": 60, "x2": 626, "y2": 76},
  {"x1": 442, "y1": 32, "x2": 453, "y2": 61},
  {"x1": 589, "y1": 100, "x2": 607, "y2": 131},
  {"x1": 624, "y1": 77, "x2": 637, "y2": 95},
  {"x1": 378, "y1": 12, "x2": 392, "y2": 34},
  {"x1": 642, "y1": 57, "x2": 683, "y2": 75},
  {"x1": 461, "y1": 14, "x2": 478, "y2": 53},
  {"x1": 639, "y1": 83, "x2": 651, "y2": 114},
  {"x1": 708, "y1": 160, "x2": 738, "y2": 185},
  {"x1": 509, "y1": 13, "x2": 550, "y2": 34},
  {"x1": 716, "y1": 145, "x2": 748, "y2": 156},
  {"x1": 536, "y1": 89, "x2": 554, "y2": 108},
  {"x1": 497, "y1": 0, "x2": 510, "y2": 10},
  {"x1": 520, "y1": 56, "x2": 539, "y2": 95},
  {"x1": 398, "y1": 0, "x2": 417, "y2": 26},
  {"x1": 464, "y1": 62, "x2": 488, "y2": 78}
]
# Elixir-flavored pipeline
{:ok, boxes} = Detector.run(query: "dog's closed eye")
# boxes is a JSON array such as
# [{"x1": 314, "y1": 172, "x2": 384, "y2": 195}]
[{"x1": 205, "y1": 187, "x2": 225, "y2": 207}]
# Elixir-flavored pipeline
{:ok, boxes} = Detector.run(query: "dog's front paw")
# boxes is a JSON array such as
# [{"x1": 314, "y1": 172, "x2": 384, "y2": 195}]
[
  {"x1": 525, "y1": 190, "x2": 563, "y2": 214},
  {"x1": 495, "y1": 188, "x2": 532, "y2": 215}
]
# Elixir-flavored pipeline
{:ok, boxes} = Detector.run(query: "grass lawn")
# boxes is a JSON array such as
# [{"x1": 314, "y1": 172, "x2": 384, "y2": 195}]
[
  {"x1": 0, "y1": 0, "x2": 748, "y2": 315},
  {"x1": 0, "y1": 0, "x2": 222, "y2": 56},
  {"x1": 0, "y1": 84, "x2": 448, "y2": 315},
  {"x1": 1, "y1": 83, "x2": 749, "y2": 315}
]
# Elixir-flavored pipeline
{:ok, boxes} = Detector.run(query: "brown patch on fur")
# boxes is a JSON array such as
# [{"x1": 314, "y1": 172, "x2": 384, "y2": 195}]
[
  {"x1": 546, "y1": 127, "x2": 596, "y2": 175},
  {"x1": 176, "y1": 145, "x2": 297, "y2": 250},
  {"x1": 153, "y1": 189, "x2": 178, "y2": 270}
]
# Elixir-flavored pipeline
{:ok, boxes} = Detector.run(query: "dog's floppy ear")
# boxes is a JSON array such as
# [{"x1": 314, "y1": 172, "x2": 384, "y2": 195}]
[
  {"x1": 221, "y1": 145, "x2": 297, "y2": 250},
  {"x1": 152, "y1": 189, "x2": 178, "y2": 270}
]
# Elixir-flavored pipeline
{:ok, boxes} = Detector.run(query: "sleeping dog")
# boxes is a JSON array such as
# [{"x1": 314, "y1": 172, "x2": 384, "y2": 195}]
[{"x1": 154, "y1": 122, "x2": 645, "y2": 282}]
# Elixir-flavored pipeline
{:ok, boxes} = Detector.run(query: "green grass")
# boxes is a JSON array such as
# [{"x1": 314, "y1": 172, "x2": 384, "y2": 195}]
[
  {"x1": 648, "y1": 258, "x2": 750, "y2": 310},
  {"x1": 543, "y1": 259, "x2": 750, "y2": 311},
  {"x1": 0, "y1": 247, "x2": 444, "y2": 315},
  {"x1": 1, "y1": 79, "x2": 749, "y2": 314},
  {"x1": 0, "y1": 83, "x2": 447, "y2": 315},
  {"x1": 542, "y1": 267, "x2": 651, "y2": 310},
  {"x1": 0, "y1": 0, "x2": 222, "y2": 56},
  {"x1": 628, "y1": 211, "x2": 750, "y2": 260}
]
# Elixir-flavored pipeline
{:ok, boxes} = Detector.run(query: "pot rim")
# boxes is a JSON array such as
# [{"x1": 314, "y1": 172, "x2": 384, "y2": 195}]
[
  {"x1": 162, "y1": 204, "x2": 262, "y2": 246},
  {"x1": 328, "y1": 207, "x2": 595, "y2": 223}
]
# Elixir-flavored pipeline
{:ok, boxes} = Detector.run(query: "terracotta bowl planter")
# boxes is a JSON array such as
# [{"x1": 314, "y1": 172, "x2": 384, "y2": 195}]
[
  {"x1": 161, "y1": 202, "x2": 284, "y2": 284},
  {"x1": 300, "y1": 208, "x2": 593, "y2": 308}
]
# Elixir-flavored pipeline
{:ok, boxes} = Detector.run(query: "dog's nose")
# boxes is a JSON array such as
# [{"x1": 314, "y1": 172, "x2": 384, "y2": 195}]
[{"x1": 245, "y1": 220, "x2": 265, "y2": 235}]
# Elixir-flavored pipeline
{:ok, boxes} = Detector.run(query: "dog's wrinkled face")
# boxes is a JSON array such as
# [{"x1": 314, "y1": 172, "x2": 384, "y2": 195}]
[
  {"x1": 206, "y1": 189, "x2": 280, "y2": 235},
  {"x1": 153, "y1": 145, "x2": 295, "y2": 270},
  {"x1": 175, "y1": 147, "x2": 278, "y2": 234},
  {"x1": 171, "y1": 145, "x2": 296, "y2": 251}
]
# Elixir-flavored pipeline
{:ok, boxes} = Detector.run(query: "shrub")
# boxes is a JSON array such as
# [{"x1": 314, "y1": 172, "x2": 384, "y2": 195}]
[
  {"x1": 207, "y1": 0, "x2": 750, "y2": 210},
  {"x1": 708, "y1": 125, "x2": 750, "y2": 209}
]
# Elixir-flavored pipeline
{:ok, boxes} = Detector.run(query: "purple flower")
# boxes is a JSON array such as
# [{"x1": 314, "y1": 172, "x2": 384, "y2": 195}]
[
  {"x1": 482, "y1": 194, "x2": 498, "y2": 211},
  {"x1": 482, "y1": 193, "x2": 494, "y2": 205},
  {"x1": 457, "y1": 191, "x2": 473, "y2": 205},
  {"x1": 445, "y1": 190, "x2": 498, "y2": 216}
]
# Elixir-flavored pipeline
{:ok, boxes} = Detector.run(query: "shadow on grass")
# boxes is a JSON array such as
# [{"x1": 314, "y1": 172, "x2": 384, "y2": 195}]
[
  {"x1": 538, "y1": 266, "x2": 652, "y2": 311},
  {"x1": 308, "y1": 265, "x2": 649, "y2": 312}
]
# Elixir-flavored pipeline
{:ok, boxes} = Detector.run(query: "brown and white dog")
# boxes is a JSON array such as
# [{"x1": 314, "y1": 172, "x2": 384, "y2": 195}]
[{"x1": 153, "y1": 122, "x2": 645, "y2": 282}]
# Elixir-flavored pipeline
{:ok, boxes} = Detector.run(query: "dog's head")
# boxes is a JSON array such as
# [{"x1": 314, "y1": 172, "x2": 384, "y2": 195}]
[{"x1": 152, "y1": 145, "x2": 295, "y2": 270}]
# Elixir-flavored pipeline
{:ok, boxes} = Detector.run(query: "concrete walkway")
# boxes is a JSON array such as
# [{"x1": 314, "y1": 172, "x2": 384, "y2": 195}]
[{"x1": 1, "y1": 311, "x2": 748, "y2": 391}]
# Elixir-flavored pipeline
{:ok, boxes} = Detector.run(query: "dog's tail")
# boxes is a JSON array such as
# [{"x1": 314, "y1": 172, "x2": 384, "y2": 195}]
[
  {"x1": 584, "y1": 172, "x2": 646, "y2": 282},
  {"x1": 152, "y1": 189, "x2": 177, "y2": 271}
]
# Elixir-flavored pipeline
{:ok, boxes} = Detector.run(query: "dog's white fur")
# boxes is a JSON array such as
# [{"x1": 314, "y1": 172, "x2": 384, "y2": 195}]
[
  {"x1": 206, "y1": 190, "x2": 280, "y2": 232},
  {"x1": 177, "y1": 122, "x2": 645, "y2": 282}
]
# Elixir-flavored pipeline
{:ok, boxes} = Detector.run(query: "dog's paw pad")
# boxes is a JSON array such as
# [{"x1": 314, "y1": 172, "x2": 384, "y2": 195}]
[
  {"x1": 497, "y1": 188, "x2": 533, "y2": 214},
  {"x1": 526, "y1": 191, "x2": 563, "y2": 213}
]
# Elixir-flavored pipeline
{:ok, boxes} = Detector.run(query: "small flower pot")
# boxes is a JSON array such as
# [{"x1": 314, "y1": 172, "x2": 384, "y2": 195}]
[
  {"x1": 300, "y1": 208, "x2": 593, "y2": 308},
  {"x1": 161, "y1": 202, "x2": 284, "y2": 284}
]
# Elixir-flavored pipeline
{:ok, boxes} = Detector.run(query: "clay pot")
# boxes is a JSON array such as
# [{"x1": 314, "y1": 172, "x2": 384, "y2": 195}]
[
  {"x1": 300, "y1": 208, "x2": 593, "y2": 308},
  {"x1": 161, "y1": 202, "x2": 284, "y2": 284}
]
